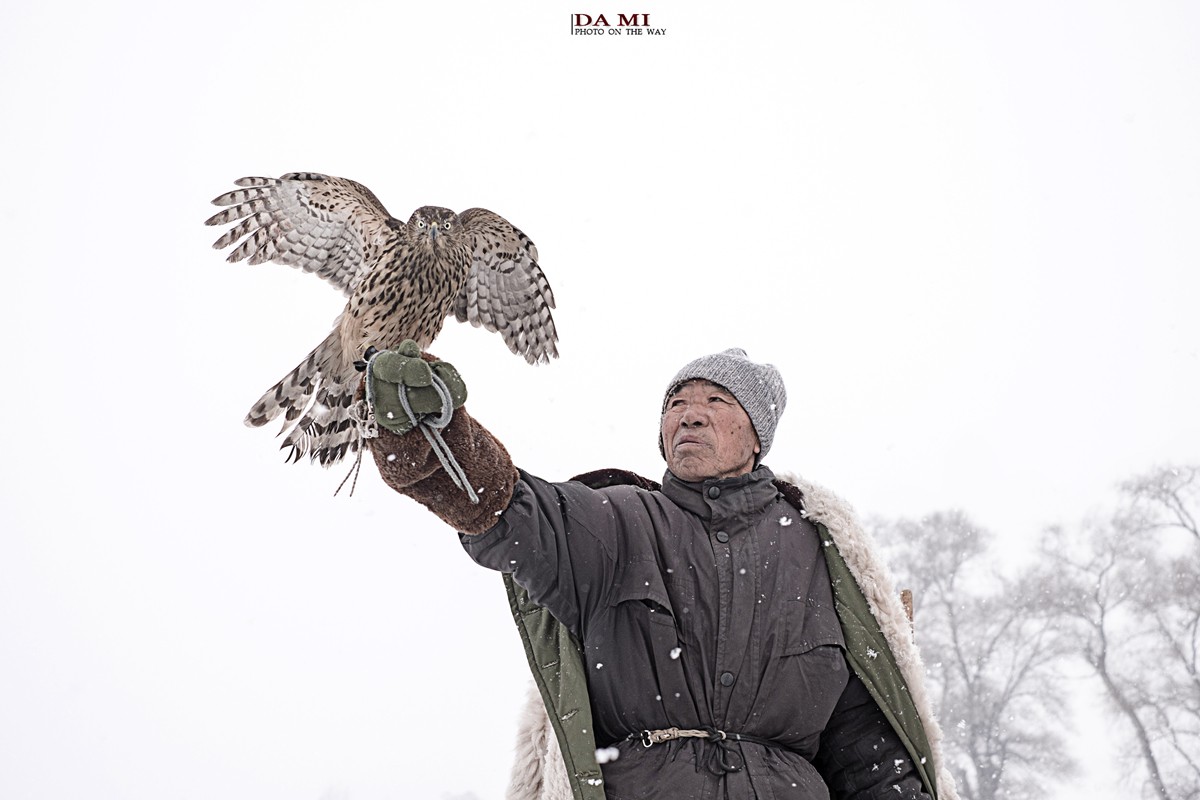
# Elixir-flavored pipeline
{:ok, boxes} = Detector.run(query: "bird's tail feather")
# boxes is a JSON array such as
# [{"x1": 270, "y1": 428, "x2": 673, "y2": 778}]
[{"x1": 245, "y1": 329, "x2": 361, "y2": 467}]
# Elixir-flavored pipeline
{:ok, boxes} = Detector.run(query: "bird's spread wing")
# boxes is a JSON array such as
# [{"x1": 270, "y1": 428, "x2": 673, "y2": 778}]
[
  {"x1": 453, "y1": 208, "x2": 559, "y2": 364},
  {"x1": 205, "y1": 172, "x2": 400, "y2": 297}
]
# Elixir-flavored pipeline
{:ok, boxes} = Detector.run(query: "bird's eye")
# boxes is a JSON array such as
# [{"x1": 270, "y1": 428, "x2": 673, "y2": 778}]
[
  {"x1": 416, "y1": 220, "x2": 426, "y2": 228},
  {"x1": 443, "y1": 221, "x2": 452, "y2": 231}
]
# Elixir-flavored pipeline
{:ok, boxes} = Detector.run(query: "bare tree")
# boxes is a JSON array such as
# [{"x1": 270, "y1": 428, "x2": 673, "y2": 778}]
[
  {"x1": 1121, "y1": 464, "x2": 1200, "y2": 543},
  {"x1": 875, "y1": 511, "x2": 1076, "y2": 800},
  {"x1": 1040, "y1": 464, "x2": 1200, "y2": 800}
]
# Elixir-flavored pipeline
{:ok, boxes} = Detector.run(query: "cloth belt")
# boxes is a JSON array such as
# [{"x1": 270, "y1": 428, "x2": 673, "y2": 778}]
[{"x1": 626, "y1": 727, "x2": 780, "y2": 775}]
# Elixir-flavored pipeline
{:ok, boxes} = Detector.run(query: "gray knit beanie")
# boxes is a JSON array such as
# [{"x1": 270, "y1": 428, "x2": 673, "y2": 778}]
[{"x1": 660, "y1": 347, "x2": 787, "y2": 461}]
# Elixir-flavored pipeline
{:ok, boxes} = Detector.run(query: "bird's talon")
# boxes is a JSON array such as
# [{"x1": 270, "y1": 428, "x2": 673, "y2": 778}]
[{"x1": 354, "y1": 345, "x2": 381, "y2": 372}]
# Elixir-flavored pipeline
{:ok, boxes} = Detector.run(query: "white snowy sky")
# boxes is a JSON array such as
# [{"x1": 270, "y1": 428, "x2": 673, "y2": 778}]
[{"x1": 1, "y1": 1, "x2": 1198, "y2": 798}]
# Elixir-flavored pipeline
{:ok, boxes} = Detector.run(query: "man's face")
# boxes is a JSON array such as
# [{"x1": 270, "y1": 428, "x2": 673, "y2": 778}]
[{"x1": 661, "y1": 380, "x2": 761, "y2": 483}]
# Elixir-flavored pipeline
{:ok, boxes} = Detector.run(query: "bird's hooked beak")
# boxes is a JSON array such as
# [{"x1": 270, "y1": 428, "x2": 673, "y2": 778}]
[{"x1": 428, "y1": 223, "x2": 439, "y2": 240}]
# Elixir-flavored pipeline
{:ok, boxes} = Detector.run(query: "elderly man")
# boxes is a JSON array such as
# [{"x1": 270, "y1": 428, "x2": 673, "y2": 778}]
[{"x1": 362, "y1": 346, "x2": 957, "y2": 800}]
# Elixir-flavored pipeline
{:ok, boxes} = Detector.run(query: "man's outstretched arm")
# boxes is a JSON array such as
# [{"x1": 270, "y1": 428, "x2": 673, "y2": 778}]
[{"x1": 361, "y1": 345, "x2": 519, "y2": 534}]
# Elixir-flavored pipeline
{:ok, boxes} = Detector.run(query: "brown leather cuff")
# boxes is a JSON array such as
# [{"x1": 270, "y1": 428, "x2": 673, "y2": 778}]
[{"x1": 367, "y1": 405, "x2": 518, "y2": 534}]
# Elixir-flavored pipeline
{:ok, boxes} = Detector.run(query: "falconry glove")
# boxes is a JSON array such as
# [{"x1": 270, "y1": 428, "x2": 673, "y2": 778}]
[
  {"x1": 361, "y1": 341, "x2": 476, "y2": 504},
  {"x1": 364, "y1": 341, "x2": 468, "y2": 436}
]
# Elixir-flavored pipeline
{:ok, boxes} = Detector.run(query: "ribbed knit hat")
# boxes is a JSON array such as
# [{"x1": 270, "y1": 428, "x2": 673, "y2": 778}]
[{"x1": 660, "y1": 347, "x2": 787, "y2": 461}]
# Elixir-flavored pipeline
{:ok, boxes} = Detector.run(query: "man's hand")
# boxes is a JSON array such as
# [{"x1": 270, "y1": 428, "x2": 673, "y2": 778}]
[{"x1": 366, "y1": 340, "x2": 468, "y2": 435}]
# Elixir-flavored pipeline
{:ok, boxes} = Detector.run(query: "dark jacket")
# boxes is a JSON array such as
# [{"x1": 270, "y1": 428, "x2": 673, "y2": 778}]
[
  {"x1": 366, "y1": 408, "x2": 957, "y2": 800},
  {"x1": 468, "y1": 466, "x2": 934, "y2": 800}
]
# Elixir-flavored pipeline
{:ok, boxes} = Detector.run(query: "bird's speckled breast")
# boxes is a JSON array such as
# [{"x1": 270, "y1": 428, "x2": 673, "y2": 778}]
[{"x1": 340, "y1": 238, "x2": 471, "y2": 362}]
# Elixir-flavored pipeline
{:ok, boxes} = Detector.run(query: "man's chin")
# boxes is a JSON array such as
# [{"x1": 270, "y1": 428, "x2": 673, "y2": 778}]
[
  {"x1": 671, "y1": 441, "x2": 709, "y2": 457},
  {"x1": 668, "y1": 456, "x2": 712, "y2": 483}
]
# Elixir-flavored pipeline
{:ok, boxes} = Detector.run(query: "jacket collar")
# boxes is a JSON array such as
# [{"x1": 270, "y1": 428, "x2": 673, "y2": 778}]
[{"x1": 661, "y1": 464, "x2": 779, "y2": 520}]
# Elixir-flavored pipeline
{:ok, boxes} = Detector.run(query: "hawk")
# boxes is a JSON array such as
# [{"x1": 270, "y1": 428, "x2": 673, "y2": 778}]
[{"x1": 206, "y1": 172, "x2": 558, "y2": 466}]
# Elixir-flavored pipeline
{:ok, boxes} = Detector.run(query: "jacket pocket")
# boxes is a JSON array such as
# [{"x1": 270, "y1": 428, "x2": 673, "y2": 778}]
[
  {"x1": 772, "y1": 641, "x2": 850, "y2": 744},
  {"x1": 609, "y1": 559, "x2": 678, "y2": 629},
  {"x1": 782, "y1": 596, "x2": 843, "y2": 656}
]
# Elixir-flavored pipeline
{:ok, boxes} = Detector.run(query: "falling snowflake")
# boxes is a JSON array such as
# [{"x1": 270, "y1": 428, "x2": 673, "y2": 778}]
[
  {"x1": 595, "y1": 747, "x2": 621, "y2": 764},
  {"x1": 865, "y1": 648, "x2": 879, "y2": 660},
  {"x1": 779, "y1": 516, "x2": 793, "y2": 526},
  {"x1": 670, "y1": 647, "x2": 682, "y2": 660}
]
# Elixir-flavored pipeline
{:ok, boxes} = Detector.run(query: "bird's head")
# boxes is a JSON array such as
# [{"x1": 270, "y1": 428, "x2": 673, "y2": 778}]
[{"x1": 407, "y1": 206, "x2": 461, "y2": 248}]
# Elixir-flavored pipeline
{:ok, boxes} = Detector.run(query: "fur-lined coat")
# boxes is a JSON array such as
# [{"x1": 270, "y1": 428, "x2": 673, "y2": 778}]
[{"x1": 366, "y1": 407, "x2": 958, "y2": 800}]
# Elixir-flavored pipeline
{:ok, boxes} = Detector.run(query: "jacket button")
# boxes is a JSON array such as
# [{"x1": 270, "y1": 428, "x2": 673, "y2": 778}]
[
  {"x1": 715, "y1": 531, "x2": 730, "y2": 543},
  {"x1": 720, "y1": 671, "x2": 735, "y2": 687},
  {"x1": 707, "y1": 486, "x2": 721, "y2": 499}
]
